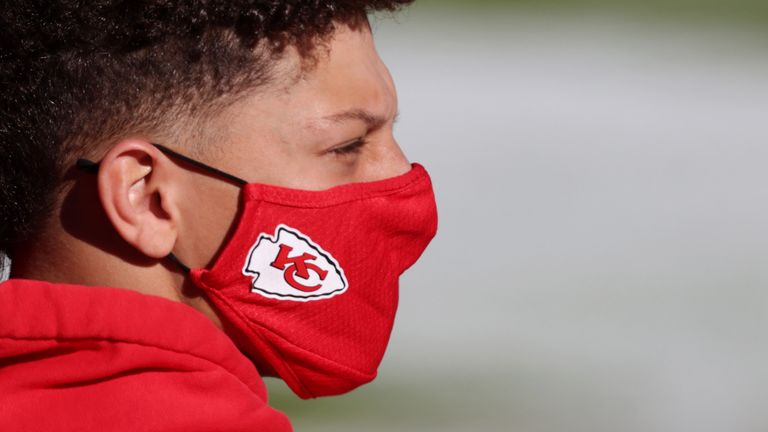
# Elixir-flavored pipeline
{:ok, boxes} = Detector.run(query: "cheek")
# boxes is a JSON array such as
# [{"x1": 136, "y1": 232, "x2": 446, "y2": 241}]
[
  {"x1": 252, "y1": 133, "x2": 410, "y2": 190},
  {"x1": 176, "y1": 176, "x2": 242, "y2": 268},
  {"x1": 226, "y1": 126, "x2": 365, "y2": 190},
  {"x1": 275, "y1": 154, "x2": 360, "y2": 190}
]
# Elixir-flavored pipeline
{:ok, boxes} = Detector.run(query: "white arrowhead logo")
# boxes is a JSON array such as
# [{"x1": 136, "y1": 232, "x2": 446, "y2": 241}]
[{"x1": 242, "y1": 225, "x2": 348, "y2": 301}]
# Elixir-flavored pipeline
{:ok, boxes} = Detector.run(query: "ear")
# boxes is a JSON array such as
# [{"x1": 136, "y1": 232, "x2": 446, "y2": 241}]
[{"x1": 97, "y1": 139, "x2": 182, "y2": 259}]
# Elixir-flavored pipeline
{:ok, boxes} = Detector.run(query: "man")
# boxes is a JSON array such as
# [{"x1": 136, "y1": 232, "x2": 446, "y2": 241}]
[{"x1": 0, "y1": 1, "x2": 437, "y2": 430}]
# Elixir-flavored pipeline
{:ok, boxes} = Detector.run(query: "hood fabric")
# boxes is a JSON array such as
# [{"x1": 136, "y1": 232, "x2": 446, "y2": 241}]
[{"x1": 0, "y1": 278, "x2": 292, "y2": 432}]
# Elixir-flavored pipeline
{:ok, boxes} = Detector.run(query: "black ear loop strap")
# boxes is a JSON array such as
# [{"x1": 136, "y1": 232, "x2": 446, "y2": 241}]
[
  {"x1": 152, "y1": 143, "x2": 248, "y2": 187},
  {"x1": 75, "y1": 143, "x2": 248, "y2": 274}
]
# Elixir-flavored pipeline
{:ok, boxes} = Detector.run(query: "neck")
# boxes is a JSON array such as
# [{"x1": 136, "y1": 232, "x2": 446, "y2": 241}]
[
  {"x1": 10, "y1": 222, "x2": 183, "y2": 303},
  {"x1": 9, "y1": 177, "x2": 182, "y2": 301},
  {"x1": 11, "y1": 226, "x2": 223, "y2": 329},
  {"x1": 8, "y1": 170, "x2": 225, "y2": 329}
]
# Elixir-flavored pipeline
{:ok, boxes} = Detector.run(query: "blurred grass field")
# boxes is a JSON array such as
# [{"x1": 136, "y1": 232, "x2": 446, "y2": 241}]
[{"x1": 417, "y1": 0, "x2": 768, "y2": 26}]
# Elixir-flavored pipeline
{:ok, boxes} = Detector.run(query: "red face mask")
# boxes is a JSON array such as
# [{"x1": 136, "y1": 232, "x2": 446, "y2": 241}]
[{"x1": 78, "y1": 145, "x2": 438, "y2": 399}]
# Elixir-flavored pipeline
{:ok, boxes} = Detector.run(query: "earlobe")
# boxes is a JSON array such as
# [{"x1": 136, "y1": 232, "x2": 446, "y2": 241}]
[{"x1": 97, "y1": 139, "x2": 181, "y2": 259}]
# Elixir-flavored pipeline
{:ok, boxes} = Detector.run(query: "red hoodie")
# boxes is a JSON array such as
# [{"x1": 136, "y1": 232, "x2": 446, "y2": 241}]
[{"x1": 0, "y1": 278, "x2": 292, "y2": 431}]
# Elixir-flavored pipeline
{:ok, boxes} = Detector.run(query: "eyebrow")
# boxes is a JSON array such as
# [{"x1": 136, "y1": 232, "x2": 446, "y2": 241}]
[{"x1": 321, "y1": 109, "x2": 396, "y2": 131}]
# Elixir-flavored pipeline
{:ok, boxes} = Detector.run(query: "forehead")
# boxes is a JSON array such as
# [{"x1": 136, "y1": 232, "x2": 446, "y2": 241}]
[
  {"x1": 203, "y1": 24, "x2": 399, "y2": 161},
  {"x1": 265, "y1": 24, "x2": 398, "y2": 122}
]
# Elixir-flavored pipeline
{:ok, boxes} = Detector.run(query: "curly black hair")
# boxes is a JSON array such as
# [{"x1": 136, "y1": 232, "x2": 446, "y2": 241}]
[{"x1": 0, "y1": 0, "x2": 413, "y2": 257}]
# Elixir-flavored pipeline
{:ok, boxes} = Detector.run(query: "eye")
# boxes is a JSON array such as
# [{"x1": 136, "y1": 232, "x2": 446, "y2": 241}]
[{"x1": 329, "y1": 138, "x2": 368, "y2": 156}]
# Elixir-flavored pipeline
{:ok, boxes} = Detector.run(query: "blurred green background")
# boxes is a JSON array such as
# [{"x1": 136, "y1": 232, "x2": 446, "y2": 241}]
[
  {"x1": 419, "y1": 0, "x2": 768, "y2": 26},
  {"x1": 264, "y1": 1, "x2": 768, "y2": 431}
]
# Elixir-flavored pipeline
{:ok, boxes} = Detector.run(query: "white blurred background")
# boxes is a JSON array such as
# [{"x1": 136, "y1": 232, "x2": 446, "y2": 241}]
[{"x1": 267, "y1": 3, "x2": 768, "y2": 432}]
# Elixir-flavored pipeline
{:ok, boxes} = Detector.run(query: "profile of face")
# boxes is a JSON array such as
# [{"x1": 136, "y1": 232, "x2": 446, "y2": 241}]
[
  {"x1": 180, "y1": 23, "x2": 411, "y2": 269},
  {"x1": 87, "y1": 23, "x2": 410, "y2": 321},
  {"x1": 217, "y1": 24, "x2": 409, "y2": 190}
]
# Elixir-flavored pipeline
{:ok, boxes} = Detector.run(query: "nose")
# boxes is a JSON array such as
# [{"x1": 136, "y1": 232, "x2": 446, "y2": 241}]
[{"x1": 366, "y1": 136, "x2": 412, "y2": 181}]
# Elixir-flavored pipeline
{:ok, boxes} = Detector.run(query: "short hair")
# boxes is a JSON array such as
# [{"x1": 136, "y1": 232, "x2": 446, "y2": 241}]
[{"x1": 0, "y1": 0, "x2": 413, "y2": 257}]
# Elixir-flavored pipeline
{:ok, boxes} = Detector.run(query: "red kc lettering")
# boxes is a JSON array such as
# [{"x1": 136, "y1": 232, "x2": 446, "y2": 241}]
[{"x1": 270, "y1": 243, "x2": 329, "y2": 292}]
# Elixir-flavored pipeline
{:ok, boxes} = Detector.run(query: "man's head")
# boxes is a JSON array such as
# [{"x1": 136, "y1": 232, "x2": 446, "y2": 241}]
[
  {"x1": 0, "y1": 0, "x2": 408, "y2": 250},
  {"x1": 0, "y1": 2, "x2": 438, "y2": 398},
  {"x1": 0, "y1": 1, "x2": 413, "y2": 267}
]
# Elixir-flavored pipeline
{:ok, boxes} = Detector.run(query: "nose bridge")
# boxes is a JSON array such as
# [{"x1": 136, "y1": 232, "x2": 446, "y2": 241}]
[{"x1": 371, "y1": 134, "x2": 412, "y2": 180}]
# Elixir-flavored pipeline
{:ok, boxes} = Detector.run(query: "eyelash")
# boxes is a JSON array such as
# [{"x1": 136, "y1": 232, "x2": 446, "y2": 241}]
[{"x1": 330, "y1": 138, "x2": 368, "y2": 156}]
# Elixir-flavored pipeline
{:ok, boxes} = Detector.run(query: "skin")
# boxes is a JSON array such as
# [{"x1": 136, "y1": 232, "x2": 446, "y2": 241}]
[{"x1": 10, "y1": 23, "x2": 409, "y2": 328}]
